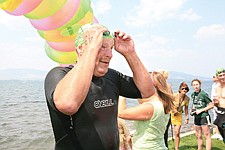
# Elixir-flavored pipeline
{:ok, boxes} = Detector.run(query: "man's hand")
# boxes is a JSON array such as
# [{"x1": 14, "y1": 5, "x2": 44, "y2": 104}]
[
  {"x1": 82, "y1": 26, "x2": 108, "y2": 54},
  {"x1": 184, "y1": 118, "x2": 189, "y2": 124},
  {"x1": 114, "y1": 30, "x2": 135, "y2": 56}
]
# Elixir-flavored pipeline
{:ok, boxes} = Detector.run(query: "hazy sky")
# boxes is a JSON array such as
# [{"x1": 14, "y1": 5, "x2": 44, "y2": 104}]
[{"x1": 0, "y1": 0, "x2": 224, "y2": 78}]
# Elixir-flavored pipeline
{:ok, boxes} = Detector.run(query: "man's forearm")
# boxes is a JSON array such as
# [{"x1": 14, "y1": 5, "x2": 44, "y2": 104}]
[
  {"x1": 124, "y1": 51, "x2": 155, "y2": 98},
  {"x1": 54, "y1": 48, "x2": 98, "y2": 115}
]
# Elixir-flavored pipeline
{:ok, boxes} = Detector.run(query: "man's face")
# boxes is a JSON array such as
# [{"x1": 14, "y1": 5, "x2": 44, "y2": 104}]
[
  {"x1": 217, "y1": 72, "x2": 225, "y2": 84},
  {"x1": 212, "y1": 76, "x2": 218, "y2": 82},
  {"x1": 94, "y1": 38, "x2": 114, "y2": 77}
]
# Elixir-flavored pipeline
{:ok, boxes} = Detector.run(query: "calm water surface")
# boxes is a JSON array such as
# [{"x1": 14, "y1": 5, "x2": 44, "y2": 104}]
[
  {"x1": 0, "y1": 80, "x2": 213, "y2": 150},
  {"x1": 0, "y1": 80, "x2": 54, "y2": 150}
]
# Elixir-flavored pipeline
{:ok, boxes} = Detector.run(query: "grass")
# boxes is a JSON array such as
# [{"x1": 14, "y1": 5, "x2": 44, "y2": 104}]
[{"x1": 168, "y1": 133, "x2": 224, "y2": 150}]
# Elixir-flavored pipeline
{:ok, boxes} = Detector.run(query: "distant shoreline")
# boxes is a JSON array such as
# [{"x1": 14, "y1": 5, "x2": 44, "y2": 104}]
[{"x1": 0, "y1": 68, "x2": 211, "y2": 80}]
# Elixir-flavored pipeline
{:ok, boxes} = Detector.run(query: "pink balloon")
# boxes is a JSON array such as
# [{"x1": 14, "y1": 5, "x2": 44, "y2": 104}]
[
  {"x1": 47, "y1": 39, "x2": 76, "y2": 52},
  {"x1": 6, "y1": 0, "x2": 43, "y2": 16},
  {"x1": 93, "y1": 16, "x2": 99, "y2": 23},
  {"x1": 60, "y1": 64, "x2": 73, "y2": 67},
  {"x1": 29, "y1": 0, "x2": 80, "y2": 30}
]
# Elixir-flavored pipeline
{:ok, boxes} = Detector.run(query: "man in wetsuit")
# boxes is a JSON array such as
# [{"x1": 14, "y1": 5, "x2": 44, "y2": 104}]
[
  {"x1": 44, "y1": 23, "x2": 155, "y2": 150},
  {"x1": 213, "y1": 68, "x2": 225, "y2": 143}
]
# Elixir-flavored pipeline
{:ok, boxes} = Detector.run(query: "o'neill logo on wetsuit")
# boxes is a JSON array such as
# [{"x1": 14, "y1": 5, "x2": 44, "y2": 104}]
[{"x1": 94, "y1": 99, "x2": 114, "y2": 108}]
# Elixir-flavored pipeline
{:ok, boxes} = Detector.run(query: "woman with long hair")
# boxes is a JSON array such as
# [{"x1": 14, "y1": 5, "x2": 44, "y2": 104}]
[{"x1": 118, "y1": 71, "x2": 174, "y2": 150}]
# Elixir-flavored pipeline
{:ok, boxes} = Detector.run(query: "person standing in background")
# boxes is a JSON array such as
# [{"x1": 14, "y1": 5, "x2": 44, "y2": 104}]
[
  {"x1": 118, "y1": 71, "x2": 174, "y2": 150},
  {"x1": 191, "y1": 79, "x2": 214, "y2": 150},
  {"x1": 213, "y1": 68, "x2": 225, "y2": 143},
  {"x1": 210, "y1": 75, "x2": 223, "y2": 140},
  {"x1": 171, "y1": 82, "x2": 190, "y2": 150}
]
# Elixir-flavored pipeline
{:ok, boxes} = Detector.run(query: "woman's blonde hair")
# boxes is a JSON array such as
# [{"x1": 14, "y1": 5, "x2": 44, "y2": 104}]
[
  {"x1": 151, "y1": 71, "x2": 174, "y2": 113},
  {"x1": 157, "y1": 69, "x2": 169, "y2": 80}
]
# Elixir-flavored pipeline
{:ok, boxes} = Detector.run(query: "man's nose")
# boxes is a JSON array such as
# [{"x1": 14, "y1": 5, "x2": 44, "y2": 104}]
[{"x1": 105, "y1": 49, "x2": 113, "y2": 58}]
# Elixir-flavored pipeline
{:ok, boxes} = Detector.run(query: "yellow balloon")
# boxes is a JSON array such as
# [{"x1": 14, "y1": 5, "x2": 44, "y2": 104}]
[
  {"x1": 0, "y1": 0, "x2": 7, "y2": 4},
  {"x1": 0, "y1": 0, "x2": 23, "y2": 11},
  {"x1": 38, "y1": 28, "x2": 77, "y2": 42},
  {"x1": 24, "y1": 0, "x2": 67, "y2": 19},
  {"x1": 45, "y1": 43, "x2": 78, "y2": 64}
]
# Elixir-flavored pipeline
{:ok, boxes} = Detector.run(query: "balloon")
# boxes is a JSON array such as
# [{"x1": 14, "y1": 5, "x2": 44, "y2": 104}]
[
  {"x1": 29, "y1": 0, "x2": 80, "y2": 30},
  {"x1": 0, "y1": 0, "x2": 7, "y2": 4},
  {"x1": 57, "y1": 0, "x2": 91, "y2": 30},
  {"x1": 45, "y1": 43, "x2": 77, "y2": 64},
  {"x1": 24, "y1": 0, "x2": 67, "y2": 19},
  {"x1": 6, "y1": 0, "x2": 43, "y2": 16},
  {"x1": 1, "y1": 0, "x2": 96, "y2": 65},
  {"x1": 0, "y1": 0, "x2": 23, "y2": 11},
  {"x1": 47, "y1": 39, "x2": 76, "y2": 52},
  {"x1": 61, "y1": 10, "x2": 93, "y2": 36},
  {"x1": 38, "y1": 27, "x2": 77, "y2": 42},
  {"x1": 46, "y1": 15, "x2": 98, "y2": 53},
  {"x1": 60, "y1": 64, "x2": 72, "y2": 67},
  {"x1": 93, "y1": 16, "x2": 99, "y2": 23},
  {"x1": 37, "y1": 9, "x2": 93, "y2": 42}
]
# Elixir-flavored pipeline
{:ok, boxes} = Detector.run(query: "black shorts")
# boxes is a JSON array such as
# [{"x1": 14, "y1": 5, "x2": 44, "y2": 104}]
[
  {"x1": 214, "y1": 107, "x2": 225, "y2": 128},
  {"x1": 194, "y1": 116, "x2": 211, "y2": 126}
]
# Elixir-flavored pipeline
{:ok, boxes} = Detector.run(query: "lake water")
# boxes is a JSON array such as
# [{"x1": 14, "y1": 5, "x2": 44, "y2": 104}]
[{"x1": 0, "y1": 79, "x2": 213, "y2": 150}]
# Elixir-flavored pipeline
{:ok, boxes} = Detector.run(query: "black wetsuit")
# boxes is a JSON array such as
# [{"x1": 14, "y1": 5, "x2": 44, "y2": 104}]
[
  {"x1": 214, "y1": 107, "x2": 225, "y2": 141},
  {"x1": 44, "y1": 66, "x2": 142, "y2": 150}
]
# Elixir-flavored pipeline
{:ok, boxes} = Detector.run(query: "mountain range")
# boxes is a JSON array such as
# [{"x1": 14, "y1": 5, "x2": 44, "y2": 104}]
[
  {"x1": 0, "y1": 68, "x2": 211, "y2": 81},
  {"x1": 0, "y1": 68, "x2": 47, "y2": 80}
]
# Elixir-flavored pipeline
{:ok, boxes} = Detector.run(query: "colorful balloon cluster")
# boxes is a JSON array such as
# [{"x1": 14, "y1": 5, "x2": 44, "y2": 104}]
[{"x1": 0, "y1": 0, "x2": 98, "y2": 64}]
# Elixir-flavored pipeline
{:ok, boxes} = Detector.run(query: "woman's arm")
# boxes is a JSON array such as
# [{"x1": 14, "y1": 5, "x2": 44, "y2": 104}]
[
  {"x1": 118, "y1": 96, "x2": 154, "y2": 120},
  {"x1": 184, "y1": 105, "x2": 189, "y2": 124},
  {"x1": 196, "y1": 102, "x2": 214, "y2": 115}
]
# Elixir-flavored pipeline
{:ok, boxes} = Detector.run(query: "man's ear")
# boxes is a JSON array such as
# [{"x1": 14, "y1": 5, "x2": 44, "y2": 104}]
[{"x1": 76, "y1": 45, "x2": 83, "y2": 56}]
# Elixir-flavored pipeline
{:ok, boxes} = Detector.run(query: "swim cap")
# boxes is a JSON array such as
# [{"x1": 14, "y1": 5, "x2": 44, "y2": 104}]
[
  {"x1": 75, "y1": 23, "x2": 114, "y2": 46},
  {"x1": 216, "y1": 67, "x2": 225, "y2": 76}
]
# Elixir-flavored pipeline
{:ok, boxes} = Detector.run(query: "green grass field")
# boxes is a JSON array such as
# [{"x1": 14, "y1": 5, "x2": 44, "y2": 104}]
[{"x1": 168, "y1": 134, "x2": 224, "y2": 150}]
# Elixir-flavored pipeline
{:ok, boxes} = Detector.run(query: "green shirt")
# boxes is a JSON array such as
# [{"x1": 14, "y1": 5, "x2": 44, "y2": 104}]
[
  {"x1": 191, "y1": 90, "x2": 212, "y2": 118},
  {"x1": 133, "y1": 100, "x2": 169, "y2": 150}
]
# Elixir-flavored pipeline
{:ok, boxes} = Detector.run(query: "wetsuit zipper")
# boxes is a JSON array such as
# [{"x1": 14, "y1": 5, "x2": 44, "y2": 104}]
[{"x1": 70, "y1": 115, "x2": 73, "y2": 129}]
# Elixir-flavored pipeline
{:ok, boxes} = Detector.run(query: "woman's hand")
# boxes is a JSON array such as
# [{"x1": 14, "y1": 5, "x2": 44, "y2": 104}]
[{"x1": 213, "y1": 98, "x2": 219, "y2": 106}]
